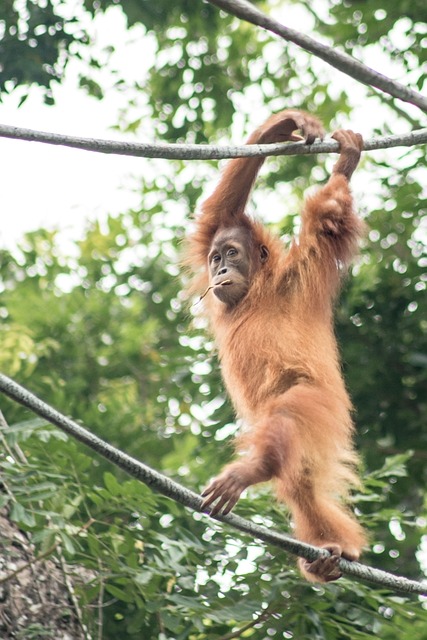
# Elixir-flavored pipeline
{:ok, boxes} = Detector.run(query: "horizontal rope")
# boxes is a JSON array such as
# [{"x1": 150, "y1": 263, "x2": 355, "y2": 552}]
[
  {"x1": 0, "y1": 123, "x2": 426, "y2": 161},
  {"x1": 0, "y1": 373, "x2": 426, "y2": 595}
]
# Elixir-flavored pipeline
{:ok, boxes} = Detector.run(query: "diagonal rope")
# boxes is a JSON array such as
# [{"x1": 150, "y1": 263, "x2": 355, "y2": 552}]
[
  {"x1": 0, "y1": 373, "x2": 426, "y2": 595},
  {"x1": 0, "y1": 123, "x2": 426, "y2": 160},
  {"x1": 206, "y1": 0, "x2": 427, "y2": 113}
]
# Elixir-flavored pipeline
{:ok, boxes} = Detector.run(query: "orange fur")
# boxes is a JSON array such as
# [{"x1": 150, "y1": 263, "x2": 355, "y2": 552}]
[{"x1": 185, "y1": 110, "x2": 367, "y2": 582}]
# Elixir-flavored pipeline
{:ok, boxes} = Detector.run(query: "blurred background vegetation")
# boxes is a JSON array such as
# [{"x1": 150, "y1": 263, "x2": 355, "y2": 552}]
[{"x1": 0, "y1": 0, "x2": 426, "y2": 638}]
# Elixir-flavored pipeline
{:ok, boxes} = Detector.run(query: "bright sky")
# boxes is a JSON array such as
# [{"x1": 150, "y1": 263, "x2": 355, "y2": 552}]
[
  {"x1": 0, "y1": 3, "x2": 421, "y2": 253},
  {"x1": 0, "y1": 95, "x2": 140, "y2": 249},
  {"x1": 0, "y1": 7, "x2": 152, "y2": 250}
]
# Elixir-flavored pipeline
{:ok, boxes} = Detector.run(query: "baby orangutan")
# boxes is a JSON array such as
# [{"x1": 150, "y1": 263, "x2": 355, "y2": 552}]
[{"x1": 185, "y1": 109, "x2": 367, "y2": 582}]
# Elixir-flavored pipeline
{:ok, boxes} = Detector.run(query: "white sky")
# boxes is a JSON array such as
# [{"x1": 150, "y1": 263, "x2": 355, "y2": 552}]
[
  {"x1": 0, "y1": 7, "x2": 152, "y2": 250},
  {"x1": 0, "y1": 4, "x2": 423, "y2": 252},
  {"x1": 0, "y1": 94, "x2": 141, "y2": 248}
]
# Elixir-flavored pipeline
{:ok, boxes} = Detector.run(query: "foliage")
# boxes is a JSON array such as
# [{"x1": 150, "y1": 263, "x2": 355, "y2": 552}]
[
  {"x1": 1, "y1": 190, "x2": 426, "y2": 637},
  {"x1": 0, "y1": 0, "x2": 427, "y2": 638},
  {"x1": 0, "y1": 0, "x2": 81, "y2": 104},
  {"x1": 300, "y1": 0, "x2": 427, "y2": 84}
]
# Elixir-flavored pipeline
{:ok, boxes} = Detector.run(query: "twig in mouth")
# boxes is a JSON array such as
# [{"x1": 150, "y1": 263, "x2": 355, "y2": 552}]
[{"x1": 197, "y1": 280, "x2": 232, "y2": 303}]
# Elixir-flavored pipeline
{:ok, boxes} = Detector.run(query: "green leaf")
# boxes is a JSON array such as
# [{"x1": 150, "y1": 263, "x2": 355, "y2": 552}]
[
  {"x1": 105, "y1": 584, "x2": 134, "y2": 603},
  {"x1": 10, "y1": 502, "x2": 36, "y2": 527},
  {"x1": 103, "y1": 471, "x2": 122, "y2": 496}
]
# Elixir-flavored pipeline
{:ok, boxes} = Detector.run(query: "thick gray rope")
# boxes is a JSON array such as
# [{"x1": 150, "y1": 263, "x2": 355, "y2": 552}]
[
  {"x1": 206, "y1": 0, "x2": 427, "y2": 113},
  {"x1": 0, "y1": 123, "x2": 426, "y2": 160},
  {"x1": 0, "y1": 373, "x2": 426, "y2": 595}
]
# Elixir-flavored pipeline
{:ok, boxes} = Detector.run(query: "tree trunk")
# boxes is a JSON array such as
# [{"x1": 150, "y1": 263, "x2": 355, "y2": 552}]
[{"x1": 0, "y1": 507, "x2": 87, "y2": 639}]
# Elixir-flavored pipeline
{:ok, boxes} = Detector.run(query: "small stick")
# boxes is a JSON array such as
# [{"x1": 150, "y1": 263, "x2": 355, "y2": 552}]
[{"x1": 198, "y1": 280, "x2": 232, "y2": 303}]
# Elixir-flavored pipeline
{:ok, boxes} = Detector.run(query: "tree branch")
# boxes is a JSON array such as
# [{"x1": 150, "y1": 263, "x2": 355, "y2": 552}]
[
  {"x1": 206, "y1": 0, "x2": 427, "y2": 113},
  {"x1": 0, "y1": 123, "x2": 426, "y2": 161},
  {"x1": 218, "y1": 606, "x2": 272, "y2": 640},
  {"x1": 0, "y1": 373, "x2": 426, "y2": 596}
]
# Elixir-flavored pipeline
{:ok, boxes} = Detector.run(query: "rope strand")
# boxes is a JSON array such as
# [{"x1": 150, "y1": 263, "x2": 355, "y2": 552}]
[{"x1": 0, "y1": 123, "x2": 426, "y2": 160}]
